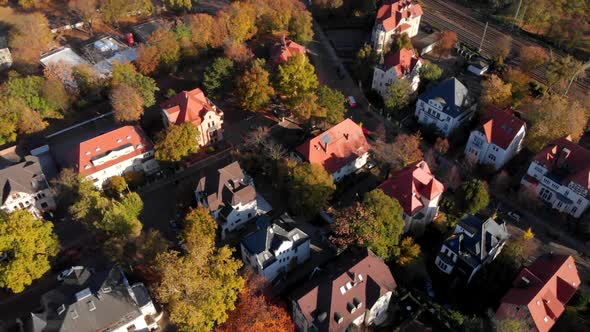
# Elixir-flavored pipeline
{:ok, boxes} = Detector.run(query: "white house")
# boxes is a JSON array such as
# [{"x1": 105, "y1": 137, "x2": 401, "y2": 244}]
[
  {"x1": 435, "y1": 215, "x2": 509, "y2": 283},
  {"x1": 18, "y1": 265, "x2": 161, "y2": 332},
  {"x1": 195, "y1": 161, "x2": 271, "y2": 236},
  {"x1": 371, "y1": 0, "x2": 423, "y2": 53},
  {"x1": 291, "y1": 248, "x2": 397, "y2": 332},
  {"x1": 77, "y1": 126, "x2": 159, "y2": 189},
  {"x1": 295, "y1": 119, "x2": 370, "y2": 182},
  {"x1": 161, "y1": 88, "x2": 224, "y2": 147},
  {"x1": 521, "y1": 136, "x2": 590, "y2": 218},
  {"x1": 465, "y1": 106, "x2": 526, "y2": 170},
  {"x1": 415, "y1": 77, "x2": 477, "y2": 137},
  {"x1": 372, "y1": 47, "x2": 422, "y2": 96},
  {"x1": 240, "y1": 214, "x2": 310, "y2": 282},
  {"x1": 0, "y1": 156, "x2": 56, "y2": 218},
  {"x1": 379, "y1": 160, "x2": 445, "y2": 233}
]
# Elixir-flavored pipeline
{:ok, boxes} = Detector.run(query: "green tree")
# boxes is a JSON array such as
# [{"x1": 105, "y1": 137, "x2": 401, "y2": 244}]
[
  {"x1": 278, "y1": 54, "x2": 319, "y2": 107},
  {"x1": 457, "y1": 179, "x2": 490, "y2": 214},
  {"x1": 204, "y1": 57, "x2": 235, "y2": 98},
  {"x1": 111, "y1": 62, "x2": 159, "y2": 107},
  {"x1": 546, "y1": 55, "x2": 587, "y2": 93},
  {"x1": 0, "y1": 210, "x2": 60, "y2": 293},
  {"x1": 155, "y1": 123, "x2": 200, "y2": 162},
  {"x1": 392, "y1": 33, "x2": 412, "y2": 52},
  {"x1": 104, "y1": 176, "x2": 128, "y2": 198},
  {"x1": 70, "y1": 179, "x2": 109, "y2": 226},
  {"x1": 100, "y1": 0, "x2": 154, "y2": 24},
  {"x1": 352, "y1": 44, "x2": 378, "y2": 88},
  {"x1": 0, "y1": 107, "x2": 18, "y2": 145},
  {"x1": 154, "y1": 208, "x2": 244, "y2": 331},
  {"x1": 165, "y1": 0, "x2": 192, "y2": 10},
  {"x1": 317, "y1": 85, "x2": 346, "y2": 125},
  {"x1": 496, "y1": 319, "x2": 528, "y2": 332},
  {"x1": 481, "y1": 74, "x2": 513, "y2": 108},
  {"x1": 238, "y1": 59, "x2": 275, "y2": 111},
  {"x1": 397, "y1": 236, "x2": 421, "y2": 265},
  {"x1": 72, "y1": 64, "x2": 104, "y2": 98},
  {"x1": 217, "y1": 1, "x2": 258, "y2": 44},
  {"x1": 384, "y1": 79, "x2": 412, "y2": 113},
  {"x1": 101, "y1": 192, "x2": 143, "y2": 238},
  {"x1": 288, "y1": 7, "x2": 314, "y2": 44},
  {"x1": 6, "y1": 74, "x2": 64, "y2": 119},
  {"x1": 293, "y1": 93, "x2": 326, "y2": 122},
  {"x1": 288, "y1": 163, "x2": 335, "y2": 217},
  {"x1": 419, "y1": 63, "x2": 443, "y2": 82}
]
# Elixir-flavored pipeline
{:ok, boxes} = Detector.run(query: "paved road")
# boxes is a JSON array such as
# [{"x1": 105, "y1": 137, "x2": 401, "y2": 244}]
[{"x1": 421, "y1": 0, "x2": 589, "y2": 96}]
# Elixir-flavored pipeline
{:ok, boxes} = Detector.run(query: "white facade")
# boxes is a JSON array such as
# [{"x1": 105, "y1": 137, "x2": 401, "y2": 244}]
[
  {"x1": 372, "y1": 61, "x2": 422, "y2": 97},
  {"x1": 114, "y1": 284, "x2": 159, "y2": 332},
  {"x1": 521, "y1": 161, "x2": 590, "y2": 218},
  {"x1": 415, "y1": 98, "x2": 476, "y2": 137},
  {"x1": 332, "y1": 152, "x2": 369, "y2": 182},
  {"x1": 162, "y1": 109, "x2": 223, "y2": 147},
  {"x1": 403, "y1": 194, "x2": 441, "y2": 233},
  {"x1": 87, "y1": 150, "x2": 159, "y2": 189},
  {"x1": 1, "y1": 188, "x2": 55, "y2": 218},
  {"x1": 465, "y1": 126, "x2": 525, "y2": 170},
  {"x1": 372, "y1": 19, "x2": 420, "y2": 54},
  {"x1": 241, "y1": 235, "x2": 310, "y2": 282},
  {"x1": 214, "y1": 199, "x2": 258, "y2": 234}
]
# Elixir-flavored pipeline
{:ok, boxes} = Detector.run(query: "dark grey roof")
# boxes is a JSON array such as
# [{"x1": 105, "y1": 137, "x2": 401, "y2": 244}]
[
  {"x1": 22, "y1": 266, "x2": 152, "y2": 332},
  {"x1": 196, "y1": 161, "x2": 257, "y2": 212},
  {"x1": 418, "y1": 77, "x2": 473, "y2": 118},
  {"x1": 0, "y1": 156, "x2": 48, "y2": 205}
]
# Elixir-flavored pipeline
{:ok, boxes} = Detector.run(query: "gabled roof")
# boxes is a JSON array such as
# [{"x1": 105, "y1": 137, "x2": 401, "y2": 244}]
[
  {"x1": 296, "y1": 119, "x2": 369, "y2": 174},
  {"x1": 496, "y1": 255, "x2": 580, "y2": 332},
  {"x1": 478, "y1": 106, "x2": 526, "y2": 150},
  {"x1": 272, "y1": 38, "x2": 306, "y2": 64},
  {"x1": 0, "y1": 156, "x2": 48, "y2": 205},
  {"x1": 22, "y1": 266, "x2": 152, "y2": 332},
  {"x1": 378, "y1": 160, "x2": 444, "y2": 216},
  {"x1": 532, "y1": 136, "x2": 590, "y2": 196},
  {"x1": 196, "y1": 161, "x2": 257, "y2": 212},
  {"x1": 376, "y1": 0, "x2": 423, "y2": 32},
  {"x1": 77, "y1": 126, "x2": 153, "y2": 177},
  {"x1": 382, "y1": 48, "x2": 421, "y2": 77},
  {"x1": 291, "y1": 248, "x2": 396, "y2": 332},
  {"x1": 418, "y1": 77, "x2": 472, "y2": 118},
  {"x1": 160, "y1": 88, "x2": 220, "y2": 126}
]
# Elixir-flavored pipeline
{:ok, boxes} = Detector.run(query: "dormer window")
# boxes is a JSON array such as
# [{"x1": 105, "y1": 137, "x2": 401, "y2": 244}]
[
  {"x1": 334, "y1": 312, "x2": 343, "y2": 324},
  {"x1": 84, "y1": 164, "x2": 91, "y2": 170},
  {"x1": 126, "y1": 135, "x2": 132, "y2": 140},
  {"x1": 95, "y1": 147, "x2": 101, "y2": 152},
  {"x1": 137, "y1": 143, "x2": 143, "y2": 149},
  {"x1": 85, "y1": 151, "x2": 91, "y2": 156},
  {"x1": 117, "y1": 138, "x2": 122, "y2": 143}
]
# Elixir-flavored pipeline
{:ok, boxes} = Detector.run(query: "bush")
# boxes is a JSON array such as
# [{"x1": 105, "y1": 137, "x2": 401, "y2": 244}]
[{"x1": 166, "y1": 89, "x2": 177, "y2": 98}]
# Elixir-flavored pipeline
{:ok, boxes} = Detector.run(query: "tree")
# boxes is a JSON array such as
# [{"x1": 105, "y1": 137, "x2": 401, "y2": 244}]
[
  {"x1": 384, "y1": 79, "x2": 412, "y2": 113},
  {"x1": 70, "y1": 179, "x2": 110, "y2": 226},
  {"x1": 504, "y1": 68, "x2": 530, "y2": 103},
  {"x1": 481, "y1": 75, "x2": 513, "y2": 108},
  {"x1": 217, "y1": 274, "x2": 293, "y2": 332},
  {"x1": 43, "y1": 78, "x2": 71, "y2": 113},
  {"x1": 101, "y1": 192, "x2": 144, "y2": 239},
  {"x1": 496, "y1": 35, "x2": 512, "y2": 63},
  {"x1": 9, "y1": 13, "x2": 53, "y2": 68},
  {"x1": 523, "y1": 227, "x2": 535, "y2": 240},
  {"x1": 155, "y1": 123, "x2": 200, "y2": 162},
  {"x1": 392, "y1": 33, "x2": 413, "y2": 52},
  {"x1": 0, "y1": 107, "x2": 18, "y2": 145},
  {"x1": 203, "y1": 57, "x2": 235, "y2": 98},
  {"x1": 187, "y1": 14, "x2": 216, "y2": 50},
  {"x1": 224, "y1": 42, "x2": 254, "y2": 63},
  {"x1": 522, "y1": 94, "x2": 588, "y2": 151},
  {"x1": 52, "y1": 168, "x2": 83, "y2": 208},
  {"x1": 237, "y1": 59, "x2": 275, "y2": 111},
  {"x1": 352, "y1": 44, "x2": 378, "y2": 88},
  {"x1": 104, "y1": 176, "x2": 128, "y2": 198},
  {"x1": 136, "y1": 46, "x2": 160, "y2": 75},
  {"x1": 216, "y1": 1, "x2": 258, "y2": 44},
  {"x1": 313, "y1": 0, "x2": 344, "y2": 10},
  {"x1": 5, "y1": 74, "x2": 63, "y2": 120},
  {"x1": 457, "y1": 179, "x2": 490, "y2": 214},
  {"x1": 317, "y1": 85, "x2": 346, "y2": 125},
  {"x1": 293, "y1": 93, "x2": 326, "y2": 122},
  {"x1": 434, "y1": 137, "x2": 450, "y2": 154},
  {"x1": 331, "y1": 189, "x2": 405, "y2": 260},
  {"x1": 433, "y1": 31, "x2": 458, "y2": 59},
  {"x1": 546, "y1": 55, "x2": 587, "y2": 93},
  {"x1": 397, "y1": 236, "x2": 421, "y2": 265},
  {"x1": 374, "y1": 134, "x2": 423, "y2": 174},
  {"x1": 278, "y1": 54, "x2": 319, "y2": 107},
  {"x1": 110, "y1": 84, "x2": 144, "y2": 123},
  {"x1": 154, "y1": 209, "x2": 244, "y2": 331},
  {"x1": 288, "y1": 163, "x2": 335, "y2": 217},
  {"x1": 419, "y1": 62, "x2": 443, "y2": 82},
  {"x1": 100, "y1": 0, "x2": 154, "y2": 24},
  {"x1": 136, "y1": 29, "x2": 181, "y2": 75},
  {"x1": 72, "y1": 64, "x2": 104, "y2": 98},
  {"x1": 0, "y1": 210, "x2": 59, "y2": 293},
  {"x1": 165, "y1": 0, "x2": 193, "y2": 10},
  {"x1": 289, "y1": 7, "x2": 314, "y2": 44},
  {"x1": 68, "y1": 0, "x2": 98, "y2": 33},
  {"x1": 519, "y1": 46, "x2": 549, "y2": 73},
  {"x1": 111, "y1": 62, "x2": 158, "y2": 107}
]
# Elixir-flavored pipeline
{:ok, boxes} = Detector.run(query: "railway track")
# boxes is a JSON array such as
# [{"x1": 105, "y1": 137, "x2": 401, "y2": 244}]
[{"x1": 421, "y1": 0, "x2": 590, "y2": 94}]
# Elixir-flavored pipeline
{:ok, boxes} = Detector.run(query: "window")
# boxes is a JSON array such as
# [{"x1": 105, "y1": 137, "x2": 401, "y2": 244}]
[
  {"x1": 41, "y1": 202, "x2": 48, "y2": 209},
  {"x1": 126, "y1": 135, "x2": 132, "y2": 140},
  {"x1": 572, "y1": 207, "x2": 578, "y2": 214},
  {"x1": 127, "y1": 325, "x2": 136, "y2": 331},
  {"x1": 95, "y1": 147, "x2": 101, "y2": 152},
  {"x1": 488, "y1": 154, "x2": 496, "y2": 161}
]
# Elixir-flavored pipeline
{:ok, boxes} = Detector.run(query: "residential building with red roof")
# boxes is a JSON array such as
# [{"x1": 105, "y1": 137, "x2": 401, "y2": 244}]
[
  {"x1": 290, "y1": 247, "x2": 397, "y2": 332},
  {"x1": 372, "y1": 0, "x2": 423, "y2": 53},
  {"x1": 271, "y1": 36, "x2": 306, "y2": 65},
  {"x1": 160, "y1": 88, "x2": 224, "y2": 147},
  {"x1": 378, "y1": 160, "x2": 444, "y2": 233},
  {"x1": 521, "y1": 136, "x2": 590, "y2": 218},
  {"x1": 77, "y1": 125, "x2": 159, "y2": 188},
  {"x1": 295, "y1": 119, "x2": 370, "y2": 182},
  {"x1": 495, "y1": 255, "x2": 581, "y2": 332},
  {"x1": 465, "y1": 106, "x2": 526, "y2": 170},
  {"x1": 372, "y1": 47, "x2": 422, "y2": 97}
]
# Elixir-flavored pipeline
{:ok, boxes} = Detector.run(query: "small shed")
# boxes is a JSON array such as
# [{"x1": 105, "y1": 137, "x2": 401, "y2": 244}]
[{"x1": 413, "y1": 33, "x2": 439, "y2": 56}]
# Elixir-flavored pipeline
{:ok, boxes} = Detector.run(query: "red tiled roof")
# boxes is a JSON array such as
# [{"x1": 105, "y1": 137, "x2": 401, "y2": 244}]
[
  {"x1": 296, "y1": 119, "x2": 370, "y2": 174},
  {"x1": 496, "y1": 255, "x2": 581, "y2": 332},
  {"x1": 160, "y1": 88, "x2": 216, "y2": 126},
  {"x1": 77, "y1": 126, "x2": 153, "y2": 177},
  {"x1": 378, "y1": 160, "x2": 444, "y2": 216},
  {"x1": 376, "y1": 0, "x2": 423, "y2": 32},
  {"x1": 533, "y1": 136, "x2": 590, "y2": 194},
  {"x1": 479, "y1": 106, "x2": 526, "y2": 150},
  {"x1": 293, "y1": 248, "x2": 397, "y2": 332},
  {"x1": 383, "y1": 48, "x2": 420, "y2": 77},
  {"x1": 272, "y1": 38, "x2": 306, "y2": 65}
]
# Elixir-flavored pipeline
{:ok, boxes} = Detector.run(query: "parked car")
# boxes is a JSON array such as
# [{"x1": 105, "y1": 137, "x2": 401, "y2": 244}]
[
  {"x1": 57, "y1": 266, "x2": 85, "y2": 282},
  {"x1": 507, "y1": 211, "x2": 521, "y2": 222},
  {"x1": 348, "y1": 96, "x2": 358, "y2": 108}
]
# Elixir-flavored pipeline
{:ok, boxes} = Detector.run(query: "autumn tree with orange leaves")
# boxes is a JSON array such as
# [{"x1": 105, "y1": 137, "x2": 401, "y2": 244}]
[
  {"x1": 217, "y1": 273, "x2": 293, "y2": 332},
  {"x1": 433, "y1": 31, "x2": 458, "y2": 59}
]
